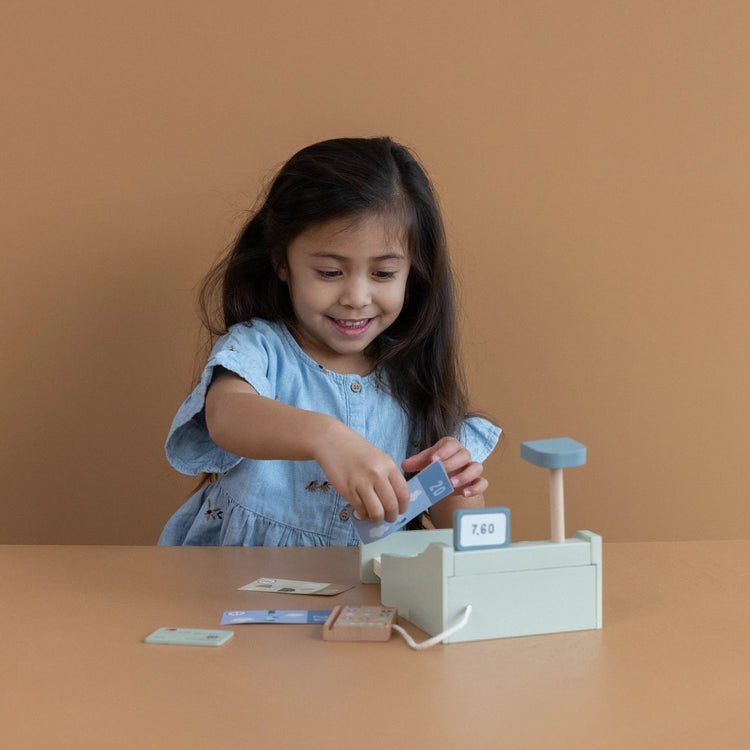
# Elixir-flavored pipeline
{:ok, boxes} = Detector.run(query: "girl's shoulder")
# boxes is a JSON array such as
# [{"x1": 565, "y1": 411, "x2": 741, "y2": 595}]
[
  {"x1": 210, "y1": 319, "x2": 321, "y2": 379},
  {"x1": 221, "y1": 318, "x2": 285, "y2": 343},
  {"x1": 213, "y1": 319, "x2": 291, "y2": 358}
]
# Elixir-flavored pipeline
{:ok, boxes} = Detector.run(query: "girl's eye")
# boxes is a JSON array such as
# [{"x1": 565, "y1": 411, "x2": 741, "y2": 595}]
[
  {"x1": 373, "y1": 270, "x2": 397, "y2": 279},
  {"x1": 317, "y1": 270, "x2": 342, "y2": 279}
]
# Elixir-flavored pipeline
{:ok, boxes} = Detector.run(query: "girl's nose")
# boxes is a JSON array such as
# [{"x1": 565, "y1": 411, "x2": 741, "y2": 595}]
[{"x1": 340, "y1": 277, "x2": 371, "y2": 309}]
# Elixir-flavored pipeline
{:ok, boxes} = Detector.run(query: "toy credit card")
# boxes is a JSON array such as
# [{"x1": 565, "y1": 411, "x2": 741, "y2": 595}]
[
  {"x1": 352, "y1": 460, "x2": 453, "y2": 544},
  {"x1": 144, "y1": 627, "x2": 234, "y2": 647},
  {"x1": 221, "y1": 609, "x2": 332, "y2": 625}
]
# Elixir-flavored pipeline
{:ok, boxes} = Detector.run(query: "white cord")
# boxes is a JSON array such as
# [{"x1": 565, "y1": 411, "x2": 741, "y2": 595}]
[{"x1": 392, "y1": 605, "x2": 473, "y2": 650}]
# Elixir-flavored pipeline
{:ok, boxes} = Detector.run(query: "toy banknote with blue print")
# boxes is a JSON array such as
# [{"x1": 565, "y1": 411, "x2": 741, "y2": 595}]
[
  {"x1": 351, "y1": 460, "x2": 453, "y2": 545},
  {"x1": 221, "y1": 609, "x2": 332, "y2": 625}
]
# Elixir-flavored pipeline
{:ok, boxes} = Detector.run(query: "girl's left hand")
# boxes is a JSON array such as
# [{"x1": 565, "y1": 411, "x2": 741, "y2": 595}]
[{"x1": 401, "y1": 436, "x2": 487, "y2": 498}]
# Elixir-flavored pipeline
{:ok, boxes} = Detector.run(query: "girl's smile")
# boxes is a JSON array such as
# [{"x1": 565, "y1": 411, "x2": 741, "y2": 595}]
[
  {"x1": 331, "y1": 317, "x2": 373, "y2": 334},
  {"x1": 277, "y1": 213, "x2": 410, "y2": 375}
]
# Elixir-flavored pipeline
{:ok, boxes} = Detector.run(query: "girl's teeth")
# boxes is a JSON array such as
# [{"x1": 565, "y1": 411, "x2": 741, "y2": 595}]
[{"x1": 338, "y1": 319, "x2": 367, "y2": 328}]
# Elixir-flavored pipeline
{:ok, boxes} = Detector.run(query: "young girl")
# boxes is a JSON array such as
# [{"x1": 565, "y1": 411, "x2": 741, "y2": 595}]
[{"x1": 159, "y1": 137, "x2": 501, "y2": 546}]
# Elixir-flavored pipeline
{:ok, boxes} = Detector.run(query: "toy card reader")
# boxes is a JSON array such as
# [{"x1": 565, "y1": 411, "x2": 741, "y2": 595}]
[{"x1": 323, "y1": 605, "x2": 397, "y2": 641}]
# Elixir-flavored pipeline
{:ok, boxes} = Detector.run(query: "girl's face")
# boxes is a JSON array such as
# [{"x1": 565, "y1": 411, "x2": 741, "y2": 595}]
[{"x1": 277, "y1": 212, "x2": 410, "y2": 375}]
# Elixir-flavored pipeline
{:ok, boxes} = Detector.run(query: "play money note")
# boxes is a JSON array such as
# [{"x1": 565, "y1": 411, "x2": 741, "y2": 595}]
[
  {"x1": 351, "y1": 460, "x2": 453, "y2": 545},
  {"x1": 238, "y1": 578, "x2": 354, "y2": 595}
]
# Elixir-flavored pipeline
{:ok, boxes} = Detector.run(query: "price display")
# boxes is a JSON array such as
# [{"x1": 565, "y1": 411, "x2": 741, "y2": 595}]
[{"x1": 453, "y1": 507, "x2": 511, "y2": 551}]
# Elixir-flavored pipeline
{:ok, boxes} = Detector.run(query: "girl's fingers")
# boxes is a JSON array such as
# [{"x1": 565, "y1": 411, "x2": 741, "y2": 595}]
[
  {"x1": 401, "y1": 437, "x2": 489, "y2": 499},
  {"x1": 391, "y1": 472, "x2": 411, "y2": 515},
  {"x1": 457, "y1": 476, "x2": 488, "y2": 498},
  {"x1": 356, "y1": 488, "x2": 385, "y2": 524},
  {"x1": 441, "y1": 449, "x2": 474, "y2": 477},
  {"x1": 376, "y1": 478, "x2": 403, "y2": 523},
  {"x1": 448, "y1": 460, "x2": 484, "y2": 491},
  {"x1": 401, "y1": 447, "x2": 435, "y2": 473},
  {"x1": 402, "y1": 437, "x2": 463, "y2": 473},
  {"x1": 355, "y1": 474, "x2": 409, "y2": 524}
]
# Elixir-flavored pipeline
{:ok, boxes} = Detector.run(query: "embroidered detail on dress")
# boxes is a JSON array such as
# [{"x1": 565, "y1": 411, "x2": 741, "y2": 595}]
[
  {"x1": 305, "y1": 480, "x2": 331, "y2": 493},
  {"x1": 205, "y1": 499, "x2": 224, "y2": 520}
]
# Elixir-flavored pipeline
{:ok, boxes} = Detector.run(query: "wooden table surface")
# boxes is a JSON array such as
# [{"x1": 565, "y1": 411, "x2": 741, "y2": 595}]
[{"x1": 2, "y1": 541, "x2": 750, "y2": 749}]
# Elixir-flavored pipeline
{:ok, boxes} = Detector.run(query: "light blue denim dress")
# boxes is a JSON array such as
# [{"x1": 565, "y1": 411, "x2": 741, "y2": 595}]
[{"x1": 159, "y1": 320, "x2": 501, "y2": 546}]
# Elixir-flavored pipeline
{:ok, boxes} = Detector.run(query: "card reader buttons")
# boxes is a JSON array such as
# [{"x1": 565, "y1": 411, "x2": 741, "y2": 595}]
[{"x1": 323, "y1": 605, "x2": 397, "y2": 641}]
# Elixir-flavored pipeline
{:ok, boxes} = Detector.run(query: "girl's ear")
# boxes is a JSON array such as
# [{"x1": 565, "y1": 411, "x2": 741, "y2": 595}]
[{"x1": 271, "y1": 251, "x2": 288, "y2": 282}]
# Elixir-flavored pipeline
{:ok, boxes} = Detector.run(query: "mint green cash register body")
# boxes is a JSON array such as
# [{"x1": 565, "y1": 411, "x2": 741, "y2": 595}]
[{"x1": 360, "y1": 529, "x2": 602, "y2": 643}]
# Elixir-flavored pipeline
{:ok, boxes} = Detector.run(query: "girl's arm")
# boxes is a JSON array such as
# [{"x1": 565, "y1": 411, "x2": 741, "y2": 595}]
[
  {"x1": 401, "y1": 437, "x2": 487, "y2": 529},
  {"x1": 205, "y1": 372, "x2": 411, "y2": 524}
]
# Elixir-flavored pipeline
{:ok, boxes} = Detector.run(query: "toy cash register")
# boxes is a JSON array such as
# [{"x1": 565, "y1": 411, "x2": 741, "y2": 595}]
[{"x1": 359, "y1": 438, "x2": 602, "y2": 644}]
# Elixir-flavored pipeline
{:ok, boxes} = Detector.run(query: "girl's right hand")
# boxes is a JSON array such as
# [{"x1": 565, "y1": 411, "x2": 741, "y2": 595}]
[{"x1": 313, "y1": 424, "x2": 411, "y2": 524}]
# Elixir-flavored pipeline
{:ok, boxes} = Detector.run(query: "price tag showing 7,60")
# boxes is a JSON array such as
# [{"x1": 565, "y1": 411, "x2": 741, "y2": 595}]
[{"x1": 453, "y1": 507, "x2": 511, "y2": 551}]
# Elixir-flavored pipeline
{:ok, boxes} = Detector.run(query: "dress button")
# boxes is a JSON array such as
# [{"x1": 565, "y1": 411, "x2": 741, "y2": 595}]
[
  {"x1": 350, "y1": 382, "x2": 362, "y2": 393},
  {"x1": 339, "y1": 509, "x2": 350, "y2": 521}
]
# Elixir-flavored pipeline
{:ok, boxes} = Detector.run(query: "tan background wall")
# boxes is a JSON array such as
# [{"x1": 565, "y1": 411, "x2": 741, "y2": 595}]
[{"x1": 2, "y1": 1, "x2": 749, "y2": 544}]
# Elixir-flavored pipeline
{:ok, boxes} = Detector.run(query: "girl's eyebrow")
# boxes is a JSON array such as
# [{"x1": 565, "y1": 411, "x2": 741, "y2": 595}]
[{"x1": 309, "y1": 251, "x2": 407, "y2": 262}]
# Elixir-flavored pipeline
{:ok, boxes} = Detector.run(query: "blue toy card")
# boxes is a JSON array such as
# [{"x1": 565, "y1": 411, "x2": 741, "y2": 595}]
[
  {"x1": 351, "y1": 460, "x2": 453, "y2": 545},
  {"x1": 221, "y1": 609, "x2": 332, "y2": 625}
]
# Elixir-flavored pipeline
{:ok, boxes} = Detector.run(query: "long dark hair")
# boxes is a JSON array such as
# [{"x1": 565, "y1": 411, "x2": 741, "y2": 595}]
[{"x1": 199, "y1": 136, "x2": 471, "y2": 451}]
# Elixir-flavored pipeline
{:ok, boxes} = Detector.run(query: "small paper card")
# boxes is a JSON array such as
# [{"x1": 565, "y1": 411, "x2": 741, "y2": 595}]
[
  {"x1": 351, "y1": 460, "x2": 453, "y2": 545},
  {"x1": 238, "y1": 578, "x2": 354, "y2": 596},
  {"x1": 221, "y1": 609, "x2": 332, "y2": 625}
]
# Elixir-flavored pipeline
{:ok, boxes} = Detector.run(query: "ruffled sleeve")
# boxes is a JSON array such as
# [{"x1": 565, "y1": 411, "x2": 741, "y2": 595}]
[
  {"x1": 458, "y1": 416, "x2": 502, "y2": 464},
  {"x1": 165, "y1": 323, "x2": 276, "y2": 476}
]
